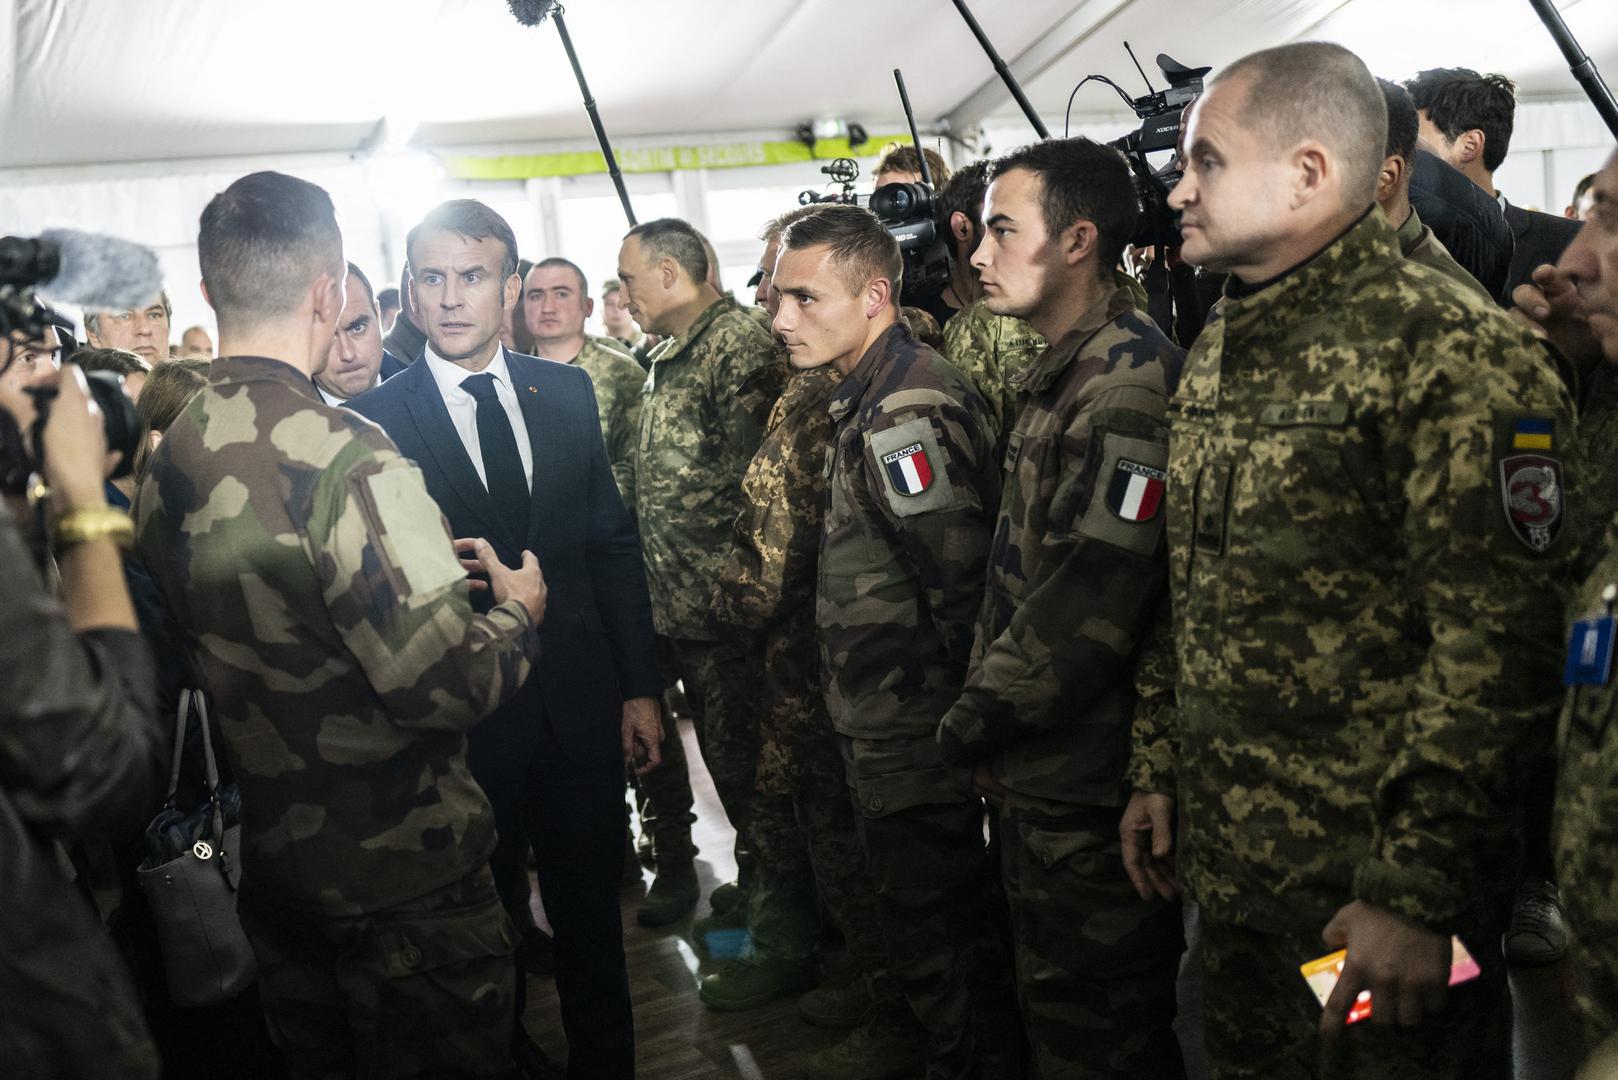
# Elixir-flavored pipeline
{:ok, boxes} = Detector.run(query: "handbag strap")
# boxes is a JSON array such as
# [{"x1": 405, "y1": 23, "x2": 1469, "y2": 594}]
[
  {"x1": 192, "y1": 693, "x2": 228, "y2": 849},
  {"x1": 165, "y1": 689, "x2": 192, "y2": 801}
]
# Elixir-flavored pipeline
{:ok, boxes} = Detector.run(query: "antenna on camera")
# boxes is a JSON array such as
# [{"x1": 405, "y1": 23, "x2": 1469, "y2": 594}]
[
  {"x1": 1124, "y1": 41, "x2": 1156, "y2": 96},
  {"x1": 892, "y1": 69, "x2": 935, "y2": 190}
]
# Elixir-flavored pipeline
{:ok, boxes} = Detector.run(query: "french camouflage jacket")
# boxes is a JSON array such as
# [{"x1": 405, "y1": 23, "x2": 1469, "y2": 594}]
[
  {"x1": 135, "y1": 355, "x2": 539, "y2": 916},
  {"x1": 939, "y1": 286, "x2": 1184, "y2": 808},
  {"x1": 636, "y1": 296, "x2": 785, "y2": 640},
  {"x1": 940, "y1": 298, "x2": 1045, "y2": 447},
  {"x1": 818, "y1": 322, "x2": 999, "y2": 743},
  {"x1": 1129, "y1": 210, "x2": 1577, "y2": 934}
]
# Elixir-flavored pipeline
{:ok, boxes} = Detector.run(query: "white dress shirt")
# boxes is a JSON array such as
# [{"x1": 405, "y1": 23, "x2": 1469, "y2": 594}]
[{"x1": 421, "y1": 344, "x2": 534, "y2": 491}]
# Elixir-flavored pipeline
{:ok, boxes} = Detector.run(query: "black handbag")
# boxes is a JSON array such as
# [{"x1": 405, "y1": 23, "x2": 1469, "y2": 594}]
[{"x1": 136, "y1": 689, "x2": 257, "y2": 1007}]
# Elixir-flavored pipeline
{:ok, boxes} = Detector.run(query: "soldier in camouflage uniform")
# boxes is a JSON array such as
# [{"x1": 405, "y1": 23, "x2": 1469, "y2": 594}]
[
  {"x1": 617, "y1": 218, "x2": 787, "y2": 926},
  {"x1": 938, "y1": 139, "x2": 1188, "y2": 1079},
  {"x1": 782, "y1": 204, "x2": 1016, "y2": 1080},
  {"x1": 1122, "y1": 48, "x2": 1576, "y2": 1078},
  {"x1": 1542, "y1": 149, "x2": 1618, "y2": 1076},
  {"x1": 933, "y1": 160, "x2": 1047, "y2": 444},
  {"x1": 523, "y1": 257, "x2": 701, "y2": 901},
  {"x1": 134, "y1": 172, "x2": 547, "y2": 1077}
]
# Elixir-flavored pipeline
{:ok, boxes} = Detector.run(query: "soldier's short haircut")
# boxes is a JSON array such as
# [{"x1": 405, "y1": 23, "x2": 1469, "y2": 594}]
[
  {"x1": 1378, "y1": 79, "x2": 1419, "y2": 165},
  {"x1": 345, "y1": 261, "x2": 377, "y2": 310},
  {"x1": 406, "y1": 199, "x2": 521, "y2": 281},
  {"x1": 936, "y1": 159, "x2": 992, "y2": 235},
  {"x1": 1405, "y1": 67, "x2": 1516, "y2": 172},
  {"x1": 779, "y1": 203, "x2": 903, "y2": 296},
  {"x1": 1213, "y1": 42, "x2": 1387, "y2": 210},
  {"x1": 873, "y1": 144, "x2": 952, "y2": 186},
  {"x1": 84, "y1": 289, "x2": 172, "y2": 338},
  {"x1": 760, "y1": 204, "x2": 823, "y2": 245},
  {"x1": 199, "y1": 172, "x2": 343, "y2": 326},
  {"x1": 987, "y1": 138, "x2": 1139, "y2": 277},
  {"x1": 533, "y1": 256, "x2": 589, "y2": 295},
  {"x1": 626, "y1": 218, "x2": 709, "y2": 283}
]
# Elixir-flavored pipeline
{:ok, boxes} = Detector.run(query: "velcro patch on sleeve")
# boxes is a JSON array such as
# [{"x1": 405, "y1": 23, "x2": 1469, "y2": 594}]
[
  {"x1": 1075, "y1": 432, "x2": 1169, "y2": 556},
  {"x1": 365, "y1": 465, "x2": 464, "y2": 599},
  {"x1": 1497, "y1": 413, "x2": 1564, "y2": 554},
  {"x1": 867, "y1": 415, "x2": 959, "y2": 518}
]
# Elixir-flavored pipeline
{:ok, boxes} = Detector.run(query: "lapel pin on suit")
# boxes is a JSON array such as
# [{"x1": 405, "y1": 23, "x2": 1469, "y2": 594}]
[{"x1": 527, "y1": 386, "x2": 538, "y2": 394}]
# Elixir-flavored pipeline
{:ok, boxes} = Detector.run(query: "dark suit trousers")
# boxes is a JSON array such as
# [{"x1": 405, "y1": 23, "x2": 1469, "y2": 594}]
[{"x1": 482, "y1": 717, "x2": 634, "y2": 1079}]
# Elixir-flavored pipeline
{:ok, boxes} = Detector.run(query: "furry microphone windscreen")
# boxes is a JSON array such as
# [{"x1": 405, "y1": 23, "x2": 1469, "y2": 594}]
[
  {"x1": 38, "y1": 229, "x2": 163, "y2": 310},
  {"x1": 507, "y1": 0, "x2": 559, "y2": 27}
]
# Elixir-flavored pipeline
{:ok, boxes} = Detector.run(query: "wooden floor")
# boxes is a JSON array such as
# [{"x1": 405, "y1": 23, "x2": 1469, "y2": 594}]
[
  {"x1": 519, "y1": 718, "x2": 846, "y2": 1078},
  {"x1": 518, "y1": 718, "x2": 1587, "y2": 1080}
]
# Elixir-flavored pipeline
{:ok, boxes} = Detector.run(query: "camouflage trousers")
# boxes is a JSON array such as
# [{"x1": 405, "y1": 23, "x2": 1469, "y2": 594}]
[
  {"x1": 748, "y1": 731, "x2": 902, "y2": 1009},
  {"x1": 999, "y1": 802, "x2": 1185, "y2": 1080},
  {"x1": 668, "y1": 636, "x2": 761, "y2": 886},
  {"x1": 629, "y1": 685, "x2": 697, "y2": 865},
  {"x1": 239, "y1": 868, "x2": 516, "y2": 1080},
  {"x1": 1200, "y1": 915, "x2": 1510, "y2": 1080},
  {"x1": 842, "y1": 733, "x2": 1022, "y2": 1080}
]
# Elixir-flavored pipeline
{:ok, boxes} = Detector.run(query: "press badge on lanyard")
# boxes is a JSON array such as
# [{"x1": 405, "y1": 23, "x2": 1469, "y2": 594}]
[{"x1": 1564, "y1": 584, "x2": 1618, "y2": 687}]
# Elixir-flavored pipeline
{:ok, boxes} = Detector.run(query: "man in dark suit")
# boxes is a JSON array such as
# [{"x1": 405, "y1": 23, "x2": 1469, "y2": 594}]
[
  {"x1": 1406, "y1": 67, "x2": 1582, "y2": 303},
  {"x1": 314, "y1": 262, "x2": 404, "y2": 406},
  {"x1": 351, "y1": 200, "x2": 663, "y2": 1079}
]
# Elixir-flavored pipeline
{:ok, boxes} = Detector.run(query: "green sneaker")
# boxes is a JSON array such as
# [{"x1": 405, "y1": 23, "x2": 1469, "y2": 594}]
[
  {"x1": 698, "y1": 956, "x2": 820, "y2": 1012},
  {"x1": 635, "y1": 866, "x2": 698, "y2": 928},
  {"x1": 798, "y1": 1012, "x2": 927, "y2": 1080}
]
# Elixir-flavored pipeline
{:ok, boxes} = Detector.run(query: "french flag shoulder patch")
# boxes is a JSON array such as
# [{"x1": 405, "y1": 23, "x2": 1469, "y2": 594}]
[
  {"x1": 1107, "y1": 458, "x2": 1166, "y2": 523},
  {"x1": 882, "y1": 441, "x2": 934, "y2": 497}
]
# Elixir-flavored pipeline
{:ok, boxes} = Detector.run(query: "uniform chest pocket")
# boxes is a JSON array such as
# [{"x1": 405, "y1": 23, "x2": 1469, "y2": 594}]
[{"x1": 1236, "y1": 403, "x2": 1380, "y2": 532}]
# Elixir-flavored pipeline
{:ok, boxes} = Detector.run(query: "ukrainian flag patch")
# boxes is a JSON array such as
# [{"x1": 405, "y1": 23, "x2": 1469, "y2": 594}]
[{"x1": 1512, "y1": 417, "x2": 1554, "y2": 451}]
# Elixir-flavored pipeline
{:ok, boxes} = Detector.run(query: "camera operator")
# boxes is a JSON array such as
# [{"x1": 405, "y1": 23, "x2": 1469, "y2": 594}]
[{"x1": 0, "y1": 341, "x2": 165, "y2": 1078}]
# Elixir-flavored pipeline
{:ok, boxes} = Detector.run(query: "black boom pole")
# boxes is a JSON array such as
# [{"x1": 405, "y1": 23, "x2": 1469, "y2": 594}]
[
  {"x1": 551, "y1": 7, "x2": 637, "y2": 226},
  {"x1": 949, "y1": 0, "x2": 1051, "y2": 139},
  {"x1": 1527, "y1": 0, "x2": 1618, "y2": 139}
]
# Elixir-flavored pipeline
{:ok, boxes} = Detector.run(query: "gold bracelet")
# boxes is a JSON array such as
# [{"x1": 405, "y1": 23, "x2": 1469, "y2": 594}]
[{"x1": 52, "y1": 507, "x2": 134, "y2": 552}]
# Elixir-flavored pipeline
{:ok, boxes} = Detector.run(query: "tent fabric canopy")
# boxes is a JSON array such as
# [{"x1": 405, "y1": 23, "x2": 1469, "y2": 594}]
[{"x1": 1, "y1": 0, "x2": 1612, "y2": 173}]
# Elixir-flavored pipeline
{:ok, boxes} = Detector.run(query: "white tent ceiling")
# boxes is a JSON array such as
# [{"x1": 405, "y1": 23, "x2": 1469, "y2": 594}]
[{"x1": 0, "y1": 0, "x2": 1613, "y2": 174}]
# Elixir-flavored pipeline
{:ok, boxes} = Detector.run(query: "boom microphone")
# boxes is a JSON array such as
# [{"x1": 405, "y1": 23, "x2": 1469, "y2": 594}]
[{"x1": 0, "y1": 230, "x2": 163, "y2": 310}]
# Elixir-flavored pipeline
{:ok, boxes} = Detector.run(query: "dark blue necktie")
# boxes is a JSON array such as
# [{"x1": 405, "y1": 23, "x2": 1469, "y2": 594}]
[{"x1": 460, "y1": 372, "x2": 529, "y2": 542}]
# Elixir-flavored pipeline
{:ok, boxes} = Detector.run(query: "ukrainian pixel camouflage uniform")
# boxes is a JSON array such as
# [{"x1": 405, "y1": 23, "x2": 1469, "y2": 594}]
[
  {"x1": 1555, "y1": 525, "x2": 1618, "y2": 1069},
  {"x1": 938, "y1": 285, "x2": 1187, "y2": 1079},
  {"x1": 819, "y1": 322, "x2": 1019, "y2": 1079},
  {"x1": 712, "y1": 363, "x2": 898, "y2": 994},
  {"x1": 1128, "y1": 211, "x2": 1576, "y2": 1078},
  {"x1": 637, "y1": 296, "x2": 785, "y2": 876},
  {"x1": 569, "y1": 336, "x2": 647, "y2": 509},
  {"x1": 1396, "y1": 205, "x2": 1491, "y2": 302},
  {"x1": 135, "y1": 355, "x2": 538, "y2": 1077},
  {"x1": 940, "y1": 298, "x2": 1045, "y2": 446},
  {"x1": 1576, "y1": 361, "x2": 1618, "y2": 559}
]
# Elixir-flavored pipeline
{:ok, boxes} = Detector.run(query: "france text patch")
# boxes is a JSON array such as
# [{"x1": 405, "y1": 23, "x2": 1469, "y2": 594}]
[
  {"x1": 882, "y1": 442, "x2": 933, "y2": 497},
  {"x1": 1107, "y1": 459, "x2": 1166, "y2": 522},
  {"x1": 1500, "y1": 453, "x2": 1564, "y2": 553}
]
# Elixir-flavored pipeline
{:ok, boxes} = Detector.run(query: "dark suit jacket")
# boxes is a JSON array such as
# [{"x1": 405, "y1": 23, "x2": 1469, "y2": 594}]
[
  {"x1": 348, "y1": 351, "x2": 661, "y2": 787},
  {"x1": 380, "y1": 350, "x2": 407, "y2": 381},
  {"x1": 1409, "y1": 149, "x2": 1515, "y2": 304},
  {"x1": 1503, "y1": 198, "x2": 1583, "y2": 300}
]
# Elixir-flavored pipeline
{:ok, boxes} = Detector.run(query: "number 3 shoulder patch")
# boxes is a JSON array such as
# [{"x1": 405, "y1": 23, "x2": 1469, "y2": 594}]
[
  {"x1": 867, "y1": 414, "x2": 959, "y2": 517},
  {"x1": 1076, "y1": 432, "x2": 1169, "y2": 556},
  {"x1": 1498, "y1": 414, "x2": 1564, "y2": 554}
]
